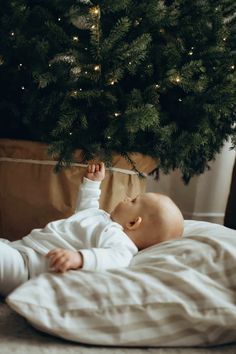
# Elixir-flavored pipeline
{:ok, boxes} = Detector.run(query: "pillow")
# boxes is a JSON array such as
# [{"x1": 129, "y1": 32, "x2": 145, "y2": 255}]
[{"x1": 7, "y1": 220, "x2": 236, "y2": 347}]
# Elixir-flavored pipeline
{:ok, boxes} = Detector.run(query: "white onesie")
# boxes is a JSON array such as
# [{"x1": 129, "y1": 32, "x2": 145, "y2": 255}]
[{"x1": 0, "y1": 177, "x2": 138, "y2": 295}]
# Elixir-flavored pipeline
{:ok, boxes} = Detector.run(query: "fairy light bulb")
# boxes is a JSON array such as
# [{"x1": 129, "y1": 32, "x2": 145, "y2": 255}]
[
  {"x1": 73, "y1": 36, "x2": 79, "y2": 42},
  {"x1": 91, "y1": 7, "x2": 99, "y2": 15},
  {"x1": 175, "y1": 76, "x2": 181, "y2": 83},
  {"x1": 94, "y1": 65, "x2": 100, "y2": 71}
]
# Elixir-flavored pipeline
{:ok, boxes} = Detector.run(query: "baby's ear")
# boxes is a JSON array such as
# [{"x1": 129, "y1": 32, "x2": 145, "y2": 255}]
[{"x1": 126, "y1": 216, "x2": 142, "y2": 230}]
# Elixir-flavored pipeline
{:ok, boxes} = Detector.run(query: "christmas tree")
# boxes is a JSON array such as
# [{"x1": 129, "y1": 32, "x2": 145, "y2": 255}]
[{"x1": 0, "y1": 0, "x2": 235, "y2": 182}]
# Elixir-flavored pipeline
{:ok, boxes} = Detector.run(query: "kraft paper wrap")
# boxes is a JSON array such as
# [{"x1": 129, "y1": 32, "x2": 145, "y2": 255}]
[{"x1": 0, "y1": 139, "x2": 157, "y2": 240}]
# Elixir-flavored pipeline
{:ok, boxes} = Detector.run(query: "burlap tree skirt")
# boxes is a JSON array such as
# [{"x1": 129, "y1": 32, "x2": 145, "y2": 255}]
[{"x1": 0, "y1": 139, "x2": 156, "y2": 241}]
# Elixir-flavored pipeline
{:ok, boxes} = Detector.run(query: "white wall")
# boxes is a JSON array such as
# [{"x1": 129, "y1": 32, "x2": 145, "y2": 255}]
[{"x1": 146, "y1": 141, "x2": 236, "y2": 224}]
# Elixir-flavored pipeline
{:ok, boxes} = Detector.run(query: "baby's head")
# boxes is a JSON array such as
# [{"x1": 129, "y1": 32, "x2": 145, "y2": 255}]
[{"x1": 110, "y1": 192, "x2": 184, "y2": 250}]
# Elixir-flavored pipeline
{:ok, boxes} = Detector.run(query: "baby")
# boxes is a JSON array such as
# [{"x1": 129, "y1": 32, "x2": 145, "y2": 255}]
[{"x1": 0, "y1": 162, "x2": 183, "y2": 296}]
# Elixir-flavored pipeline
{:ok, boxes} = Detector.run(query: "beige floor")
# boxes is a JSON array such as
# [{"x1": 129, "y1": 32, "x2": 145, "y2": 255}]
[{"x1": 1, "y1": 298, "x2": 236, "y2": 354}]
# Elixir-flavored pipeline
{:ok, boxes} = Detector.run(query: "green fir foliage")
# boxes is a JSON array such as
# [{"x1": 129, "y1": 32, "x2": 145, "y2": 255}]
[{"x1": 0, "y1": 0, "x2": 235, "y2": 182}]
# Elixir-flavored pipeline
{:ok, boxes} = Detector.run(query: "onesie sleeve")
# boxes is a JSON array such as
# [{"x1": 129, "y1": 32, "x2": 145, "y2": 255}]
[
  {"x1": 75, "y1": 177, "x2": 101, "y2": 212},
  {"x1": 79, "y1": 246, "x2": 137, "y2": 271},
  {"x1": 79, "y1": 227, "x2": 138, "y2": 271}
]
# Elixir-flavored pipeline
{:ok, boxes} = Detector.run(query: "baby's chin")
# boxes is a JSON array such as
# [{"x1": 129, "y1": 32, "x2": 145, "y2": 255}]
[
  {"x1": 110, "y1": 209, "x2": 119, "y2": 224},
  {"x1": 110, "y1": 210, "x2": 115, "y2": 221}
]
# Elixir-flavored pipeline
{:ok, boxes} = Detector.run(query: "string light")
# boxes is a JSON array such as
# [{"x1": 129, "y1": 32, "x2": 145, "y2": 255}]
[
  {"x1": 94, "y1": 65, "x2": 100, "y2": 71},
  {"x1": 175, "y1": 76, "x2": 181, "y2": 83},
  {"x1": 129, "y1": 61, "x2": 132, "y2": 65},
  {"x1": 155, "y1": 84, "x2": 160, "y2": 89},
  {"x1": 90, "y1": 6, "x2": 100, "y2": 15},
  {"x1": 223, "y1": 37, "x2": 227, "y2": 41},
  {"x1": 114, "y1": 112, "x2": 121, "y2": 117},
  {"x1": 21, "y1": 86, "x2": 25, "y2": 90},
  {"x1": 11, "y1": 32, "x2": 15, "y2": 37},
  {"x1": 107, "y1": 136, "x2": 111, "y2": 140},
  {"x1": 85, "y1": 71, "x2": 88, "y2": 74},
  {"x1": 188, "y1": 51, "x2": 193, "y2": 56},
  {"x1": 79, "y1": 88, "x2": 83, "y2": 91},
  {"x1": 110, "y1": 80, "x2": 115, "y2": 85},
  {"x1": 91, "y1": 25, "x2": 96, "y2": 30},
  {"x1": 69, "y1": 132, "x2": 72, "y2": 135},
  {"x1": 73, "y1": 36, "x2": 79, "y2": 42},
  {"x1": 230, "y1": 65, "x2": 235, "y2": 70},
  {"x1": 178, "y1": 98, "x2": 182, "y2": 102},
  {"x1": 58, "y1": 18, "x2": 61, "y2": 21}
]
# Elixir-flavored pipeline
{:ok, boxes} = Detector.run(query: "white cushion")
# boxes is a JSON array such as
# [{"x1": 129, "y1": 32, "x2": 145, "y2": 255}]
[{"x1": 6, "y1": 220, "x2": 236, "y2": 346}]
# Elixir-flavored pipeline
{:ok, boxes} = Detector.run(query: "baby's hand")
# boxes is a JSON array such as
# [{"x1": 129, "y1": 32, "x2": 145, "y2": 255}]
[
  {"x1": 46, "y1": 248, "x2": 83, "y2": 273},
  {"x1": 86, "y1": 161, "x2": 105, "y2": 182}
]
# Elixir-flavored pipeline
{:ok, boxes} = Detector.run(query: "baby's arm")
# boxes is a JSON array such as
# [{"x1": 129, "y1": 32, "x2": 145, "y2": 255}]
[
  {"x1": 47, "y1": 249, "x2": 83, "y2": 273},
  {"x1": 75, "y1": 162, "x2": 106, "y2": 212}
]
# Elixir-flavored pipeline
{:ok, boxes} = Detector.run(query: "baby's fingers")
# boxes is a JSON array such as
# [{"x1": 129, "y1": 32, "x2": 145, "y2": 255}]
[{"x1": 87, "y1": 164, "x2": 96, "y2": 173}]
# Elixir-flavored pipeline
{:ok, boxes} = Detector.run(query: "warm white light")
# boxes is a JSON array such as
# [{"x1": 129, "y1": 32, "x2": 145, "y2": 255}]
[
  {"x1": 91, "y1": 7, "x2": 99, "y2": 15},
  {"x1": 21, "y1": 86, "x2": 25, "y2": 90},
  {"x1": 94, "y1": 65, "x2": 100, "y2": 71},
  {"x1": 58, "y1": 18, "x2": 61, "y2": 21},
  {"x1": 73, "y1": 36, "x2": 79, "y2": 42},
  {"x1": 230, "y1": 65, "x2": 235, "y2": 70}
]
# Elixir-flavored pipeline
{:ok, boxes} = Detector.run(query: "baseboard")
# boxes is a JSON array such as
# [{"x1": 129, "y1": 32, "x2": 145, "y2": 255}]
[{"x1": 183, "y1": 212, "x2": 225, "y2": 225}]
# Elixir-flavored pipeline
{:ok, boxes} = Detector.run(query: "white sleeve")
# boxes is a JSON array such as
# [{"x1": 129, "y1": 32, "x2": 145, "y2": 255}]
[
  {"x1": 79, "y1": 247, "x2": 136, "y2": 271},
  {"x1": 75, "y1": 177, "x2": 101, "y2": 212}
]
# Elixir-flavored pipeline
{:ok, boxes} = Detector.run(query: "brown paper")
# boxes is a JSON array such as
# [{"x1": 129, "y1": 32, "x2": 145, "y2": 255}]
[{"x1": 0, "y1": 139, "x2": 157, "y2": 240}]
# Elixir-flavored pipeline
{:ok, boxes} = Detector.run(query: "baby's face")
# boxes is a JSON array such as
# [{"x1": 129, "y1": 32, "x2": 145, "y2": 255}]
[{"x1": 110, "y1": 193, "x2": 157, "y2": 227}]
